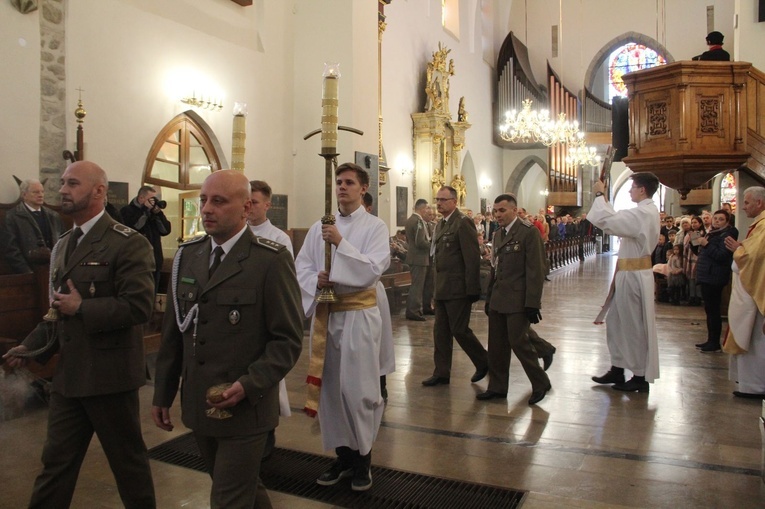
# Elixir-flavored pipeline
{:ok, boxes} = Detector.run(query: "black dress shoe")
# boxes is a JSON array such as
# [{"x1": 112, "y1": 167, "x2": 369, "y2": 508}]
[
  {"x1": 699, "y1": 343, "x2": 721, "y2": 353},
  {"x1": 733, "y1": 391, "x2": 765, "y2": 399},
  {"x1": 612, "y1": 378, "x2": 649, "y2": 393},
  {"x1": 695, "y1": 341, "x2": 711, "y2": 348},
  {"x1": 592, "y1": 369, "x2": 625, "y2": 385},
  {"x1": 422, "y1": 308, "x2": 435, "y2": 315},
  {"x1": 406, "y1": 314, "x2": 426, "y2": 322},
  {"x1": 476, "y1": 390, "x2": 507, "y2": 401},
  {"x1": 422, "y1": 376, "x2": 450, "y2": 386},
  {"x1": 528, "y1": 385, "x2": 551, "y2": 405},
  {"x1": 542, "y1": 347, "x2": 556, "y2": 371},
  {"x1": 470, "y1": 367, "x2": 488, "y2": 383}
]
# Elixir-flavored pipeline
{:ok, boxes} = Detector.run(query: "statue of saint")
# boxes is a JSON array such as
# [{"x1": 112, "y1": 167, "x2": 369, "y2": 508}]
[
  {"x1": 458, "y1": 97, "x2": 468, "y2": 122},
  {"x1": 451, "y1": 173, "x2": 467, "y2": 207}
]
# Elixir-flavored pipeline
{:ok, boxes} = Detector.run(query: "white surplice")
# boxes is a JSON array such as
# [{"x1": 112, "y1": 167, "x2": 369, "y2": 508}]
[
  {"x1": 250, "y1": 219, "x2": 294, "y2": 416},
  {"x1": 588, "y1": 197, "x2": 660, "y2": 382},
  {"x1": 295, "y1": 207, "x2": 391, "y2": 455}
]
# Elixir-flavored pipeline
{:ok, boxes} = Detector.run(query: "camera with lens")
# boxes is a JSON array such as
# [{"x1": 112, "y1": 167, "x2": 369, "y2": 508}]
[{"x1": 149, "y1": 197, "x2": 167, "y2": 209}]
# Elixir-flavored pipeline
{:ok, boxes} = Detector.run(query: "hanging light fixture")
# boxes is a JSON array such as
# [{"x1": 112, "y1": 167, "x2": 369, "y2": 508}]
[
  {"x1": 499, "y1": 99, "x2": 579, "y2": 147},
  {"x1": 565, "y1": 132, "x2": 602, "y2": 167}
]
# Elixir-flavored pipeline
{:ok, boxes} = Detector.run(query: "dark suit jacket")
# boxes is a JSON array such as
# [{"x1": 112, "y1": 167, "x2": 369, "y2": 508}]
[
  {"x1": 433, "y1": 210, "x2": 481, "y2": 300},
  {"x1": 692, "y1": 48, "x2": 730, "y2": 61},
  {"x1": 404, "y1": 213, "x2": 430, "y2": 267},
  {"x1": 4, "y1": 201, "x2": 63, "y2": 272},
  {"x1": 153, "y1": 230, "x2": 303, "y2": 437},
  {"x1": 487, "y1": 219, "x2": 545, "y2": 314},
  {"x1": 22, "y1": 213, "x2": 155, "y2": 397}
]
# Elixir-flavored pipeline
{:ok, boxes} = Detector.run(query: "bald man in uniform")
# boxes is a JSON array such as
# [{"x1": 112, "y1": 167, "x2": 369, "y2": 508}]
[
  {"x1": 4, "y1": 161, "x2": 157, "y2": 508},
  {"x1": 152, "y1": 170, "x2": 303, "y2": 508}
]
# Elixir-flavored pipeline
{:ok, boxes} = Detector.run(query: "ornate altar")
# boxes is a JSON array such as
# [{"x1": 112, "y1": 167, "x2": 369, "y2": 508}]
[{"x1": 412, "y1": 43, "x2": 471, "y2": 202}]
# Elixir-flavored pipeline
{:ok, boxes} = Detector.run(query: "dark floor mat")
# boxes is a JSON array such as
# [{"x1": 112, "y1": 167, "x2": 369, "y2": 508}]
[{"x1": 149, "y1": 432, "x2": 527, "y2": 508}]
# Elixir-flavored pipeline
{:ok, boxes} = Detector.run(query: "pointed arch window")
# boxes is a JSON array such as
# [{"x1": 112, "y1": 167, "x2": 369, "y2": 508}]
[
  {"x1": 608, "y1": 43, "x2": 666, "y2": 102},
  {"x1": 143, "y1": 113, "x2": 223, "y2": 190}
]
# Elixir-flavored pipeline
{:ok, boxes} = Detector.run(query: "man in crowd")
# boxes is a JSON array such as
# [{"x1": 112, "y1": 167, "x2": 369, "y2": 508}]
[
  {"x1": 588, "y1": 172, "x2": 661, "y2": 392},
  {"x1": 724, "y1": 186, "x2": 765, "y2": 399},
  {"x1": 422, "y1": 186, "x2": 488, "y2": 387},
  {"x1": 121, "y1": 185, "x2": 171, "y2": 288},
  {"x1": 3, "y1": 161, "x2": 157, "y2": 508},
  {"x1": 4, "y1": 178, "x2": 62, "y2": 273},
  {"x1": 295, "y1": 163, "x2": 390, "y2": 491},
  {"x1": 248, "y1": 180, "x2": 293, "y2": 256},
  {"x1": 479, "y1": 193, "x2": 551, "y2": 404},
  {"x1": 722, "y1": 202, "x2": 736, "y2": 225},
  {"x1": 701, "y1": 210, "x2": 713, "y2": 233},
  {"x1": 404, "y1": 199, "x2": 432, "y2": 321},
  {"x1": 152, "y1": 170, "x2": 303, "y2": 508}
]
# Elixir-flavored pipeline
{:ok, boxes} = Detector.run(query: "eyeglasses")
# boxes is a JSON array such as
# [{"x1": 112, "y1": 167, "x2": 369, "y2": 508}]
[{"x1": 434, "y1": 197, "x2": 455, "y2": 202}]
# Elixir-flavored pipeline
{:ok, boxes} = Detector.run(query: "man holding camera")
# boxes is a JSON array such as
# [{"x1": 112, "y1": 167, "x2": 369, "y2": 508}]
[{"x1": 121, "y1": 185, "x2": 171, "y2": 288}]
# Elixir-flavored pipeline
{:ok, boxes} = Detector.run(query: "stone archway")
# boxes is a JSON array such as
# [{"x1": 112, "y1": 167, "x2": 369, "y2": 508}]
[
  {"x1": 504, "y1": 155, "x2": 548, "y2": 195},
  {"x1": 584, "y1": 31, "x2": 675, "y2": 93}
]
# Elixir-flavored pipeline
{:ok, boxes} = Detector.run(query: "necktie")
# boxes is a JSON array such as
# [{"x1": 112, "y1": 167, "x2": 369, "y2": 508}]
[
  {"x1": 65, "y1": 227, "x2": 83, "y2": 264},
  {"x1": 209, "y1": 246, "x2": 224, "y2": 277}
]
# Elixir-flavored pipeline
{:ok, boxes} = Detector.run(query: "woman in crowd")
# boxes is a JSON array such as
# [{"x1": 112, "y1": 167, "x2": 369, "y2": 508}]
[
  {"x1": 683, "y1": 215, "x2": 705, "y2": 305},
  {"x1": 694, "y1": 209, "x2": 738, "y2": 352}
]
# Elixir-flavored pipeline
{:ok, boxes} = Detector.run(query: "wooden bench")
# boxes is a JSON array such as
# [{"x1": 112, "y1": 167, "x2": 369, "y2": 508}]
[{"x1": 380, "y1": 271, "x2": 411, "y2": 313}]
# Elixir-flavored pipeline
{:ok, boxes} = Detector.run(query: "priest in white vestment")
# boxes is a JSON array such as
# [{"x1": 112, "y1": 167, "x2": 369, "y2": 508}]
[
  {"x1": 294, "y1": 163, "x2": 390, "y2": 492},
  {"x1": 587, "y1": 172, "x2": 660, "y2": 392},
  {"x1": 723, "y1": 186, "x2": 765, "y2": 398}
]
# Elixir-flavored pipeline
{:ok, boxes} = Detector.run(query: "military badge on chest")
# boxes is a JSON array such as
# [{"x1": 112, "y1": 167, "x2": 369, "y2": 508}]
[{"x1": 228, "y1": 309, "x2": 241, "y2": 325}]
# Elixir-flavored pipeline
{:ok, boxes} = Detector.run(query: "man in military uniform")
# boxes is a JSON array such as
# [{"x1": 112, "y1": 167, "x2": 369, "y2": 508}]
[
  {"x1": 152, "y1": 170, "x2": 303, "y2": 508},
  {"x1": 3, "y1": 161, "x2": 157, "y2": 508},
  {"x1": 404, "y1": 198, "x2": 431, "y2": 321},
  {"x1": 478, "y1": 193, "x2": 551, "y2": 405},
  {"x1": 422, "y1": 186, "x2": 488, "y2": 387},
  {"x1": 4, "y1": 178, "x2": 63, "y2": 273}
]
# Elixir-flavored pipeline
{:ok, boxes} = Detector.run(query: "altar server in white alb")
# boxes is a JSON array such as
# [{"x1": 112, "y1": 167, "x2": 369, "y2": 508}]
[
  {"x1": 295, "y1": 162, "x2": 390, "y2": 492},
  {"x1": 248, "y1": 179, "x2": 294, "y2": 455},
  {"x1": 723, "y1": 186, "x2": 765, "y2": 399},
  {"x1": 588, "y1": 172, "x2": 661, "y2": 393}
]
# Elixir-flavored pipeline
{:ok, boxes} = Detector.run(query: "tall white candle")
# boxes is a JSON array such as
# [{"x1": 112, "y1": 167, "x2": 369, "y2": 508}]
[{"x1": 321, "y1": 63, "x2": 340, "y2": 152}]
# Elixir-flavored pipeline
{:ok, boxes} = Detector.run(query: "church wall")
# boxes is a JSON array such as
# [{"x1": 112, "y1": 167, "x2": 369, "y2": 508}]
[
  {"x1": 381, "y1": 0, "x2": 504, "y2": 230},
  {"x1": 0, "y1": 2, "x2": 43, "y2": 202}
]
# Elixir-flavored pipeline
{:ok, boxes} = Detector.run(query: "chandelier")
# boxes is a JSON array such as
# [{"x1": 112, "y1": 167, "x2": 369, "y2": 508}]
[
  {"x1": 565, "y1": 132, "x2": 602, "y2": 167},
  {"x1": 499, "y1": 99, "x2": 579, "y2": 147}
]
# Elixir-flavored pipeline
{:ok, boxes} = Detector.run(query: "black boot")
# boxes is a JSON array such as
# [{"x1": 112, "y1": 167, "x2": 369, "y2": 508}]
[
  {"x1": 316, "y1": 446, "x2": 354, "y2": 486},
  {"x1": 351, "y1": 451, "x2": 372, "y2": 491},
  {"x1": 613, "y1": 375, "x2": 649, "y2": 392},
  {"x1": 592, "y1": 366, "x2": 625, "y2": 384}
]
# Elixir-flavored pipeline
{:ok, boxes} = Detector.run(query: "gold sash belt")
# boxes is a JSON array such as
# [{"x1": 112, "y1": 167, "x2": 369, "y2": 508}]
[
  {"x1": 304, "y1": 288, "x2": 377, "y2": 417},
  {"x1": 594, "y1": 256, "x2": 653, "y2": 324},
  {"x1": 616, "y1": 256, "x2": 652, "y2": 271}
]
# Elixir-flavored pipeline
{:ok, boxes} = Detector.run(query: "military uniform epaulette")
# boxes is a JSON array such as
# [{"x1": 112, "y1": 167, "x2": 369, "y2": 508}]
[
  {"x1": 112, "y1": 224, "x2": 138, "y2": 237},
  {"x1": 520, "y1": 218, "x2": 533, "y2": 227},
  {"x1": 180, "y1": 235, "x2": 208, "y2": 246},
  {"x1": 254, "y1": 236, "x2": 284, "y2": 252}
]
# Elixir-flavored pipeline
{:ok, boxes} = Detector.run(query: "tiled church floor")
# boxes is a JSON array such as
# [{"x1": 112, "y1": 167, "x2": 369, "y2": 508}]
[{"x1": 2, "y1": 253, "x2": 764, "y2": 508}]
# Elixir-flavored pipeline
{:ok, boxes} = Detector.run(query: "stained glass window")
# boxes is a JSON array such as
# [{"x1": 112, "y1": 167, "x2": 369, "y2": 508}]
[
  {"x1": 720, "y1": 172, "x2": 736, "y2": 213},
  {"x1": 608, "y1": 43, "x2": 666, "y2": 102}
]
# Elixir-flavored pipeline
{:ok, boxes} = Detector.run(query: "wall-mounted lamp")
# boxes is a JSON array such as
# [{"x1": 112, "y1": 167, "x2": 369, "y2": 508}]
[
  {"x1": 181, "y1": 91, "x2": 223, "y2": 111},
  {"x1": 396, "y1": 155, "x2": 414, "y2": 177},
  {"x1": 480, "y1": 177, "x2": 492, "y2": 190},
  {"x1": 539, "y1": 189, "x2": 549, "y2": 196}
]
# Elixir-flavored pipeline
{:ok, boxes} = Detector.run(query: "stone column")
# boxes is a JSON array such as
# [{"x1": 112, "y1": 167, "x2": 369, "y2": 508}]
[{"x1": 39, "y1": 0, "x2": 67, "y2": 204}]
